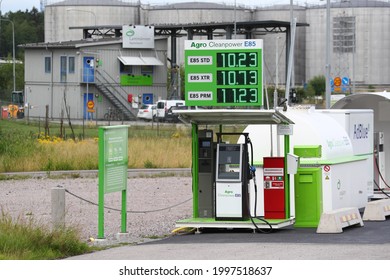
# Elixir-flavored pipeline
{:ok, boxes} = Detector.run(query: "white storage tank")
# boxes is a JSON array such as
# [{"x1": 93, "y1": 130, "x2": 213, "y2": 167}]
[{"x1": 332, "y1": 92, "x2": 390, "y2": 192}]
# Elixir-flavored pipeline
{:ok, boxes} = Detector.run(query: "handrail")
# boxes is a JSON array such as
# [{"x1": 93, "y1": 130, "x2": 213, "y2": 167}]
[
  {"x1": 95, "y1": 69, "x2": 136, "y2": 119},
  {"x1": 95, "y1": 69, "x2": 129, "y2": 105}
]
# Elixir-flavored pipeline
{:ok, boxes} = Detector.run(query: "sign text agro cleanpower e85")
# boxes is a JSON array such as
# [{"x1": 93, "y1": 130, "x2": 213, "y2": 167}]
[{"x1": 184, "y1": 39, "x2": 263, "y2": 107}]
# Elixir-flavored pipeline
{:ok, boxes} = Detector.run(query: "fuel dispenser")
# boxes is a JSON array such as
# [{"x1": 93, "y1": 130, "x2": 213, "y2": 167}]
[
  {"x1": 215, "y1": 133, "x2": 251, "y2": 220},
  {"x1": 196, "y1": 129, "x2": 294, "y2": 224},
  {"x1": 374, "y1": 131, "x2": 386, "y2": 190},
  {"x1": 197, "y1": 129, "x2": 215, "y2": 218}
]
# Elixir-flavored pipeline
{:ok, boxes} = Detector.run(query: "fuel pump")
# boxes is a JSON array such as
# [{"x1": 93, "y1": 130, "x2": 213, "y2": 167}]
[
  {"x1": 374, "y1": 131, "x2": 386, "y2": 190},
  {"x1": 214, "y1": 133, "x2": 251, "y2": 220},
  {"x1": 197, "y1": 129, "x2": 215, "y2": 218}
]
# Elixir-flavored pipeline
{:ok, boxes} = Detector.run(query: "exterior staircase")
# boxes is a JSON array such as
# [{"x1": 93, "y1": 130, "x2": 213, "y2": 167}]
[{"x1": 95, "y1": 69, "x2": 137, "y2": 120}]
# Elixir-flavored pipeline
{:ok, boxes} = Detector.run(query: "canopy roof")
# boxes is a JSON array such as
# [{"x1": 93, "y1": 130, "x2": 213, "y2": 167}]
[{"x1": 175, "y1": 109, "x2": 294, "y2": 125}]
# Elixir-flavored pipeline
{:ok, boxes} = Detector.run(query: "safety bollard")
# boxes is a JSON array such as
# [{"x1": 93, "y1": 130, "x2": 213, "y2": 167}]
[{"x1": 51, "y1": 185, "x2": 65, "y2": 228}]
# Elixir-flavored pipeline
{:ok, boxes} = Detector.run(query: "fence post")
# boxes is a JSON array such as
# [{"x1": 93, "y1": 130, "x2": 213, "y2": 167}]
[{"x1": 51, "y1": 186, "x2": 65, "y2": 228}]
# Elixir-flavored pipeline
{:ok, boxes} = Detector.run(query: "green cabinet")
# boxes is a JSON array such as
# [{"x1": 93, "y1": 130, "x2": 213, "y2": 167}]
[{"x1": 294, "y1": 168, "x2": 322, "y2": 227}]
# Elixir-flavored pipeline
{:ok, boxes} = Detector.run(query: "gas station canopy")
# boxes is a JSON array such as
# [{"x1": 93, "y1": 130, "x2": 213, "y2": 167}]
[{"x1": 176, "y1": 109, "x2": 294, "y2": 125}]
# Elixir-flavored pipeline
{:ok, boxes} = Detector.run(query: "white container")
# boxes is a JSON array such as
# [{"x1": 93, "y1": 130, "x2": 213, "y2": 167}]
[{"x1": 242, "y1": 107, "x2": 373, "y2": 217}]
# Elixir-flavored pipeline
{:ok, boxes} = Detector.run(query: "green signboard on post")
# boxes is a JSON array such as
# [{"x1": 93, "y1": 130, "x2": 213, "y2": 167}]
[
  {"x1": 184, "y1": 39, "x2": 263, "y2": 107},
  {"x1": 98, "y1": 125, "x2": 129, "y2": 239}
]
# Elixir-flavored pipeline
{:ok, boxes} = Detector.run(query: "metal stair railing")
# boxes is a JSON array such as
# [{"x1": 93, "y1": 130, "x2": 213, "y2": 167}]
[{"x1": 95, "y1": 69, "x2": 137, "y2": 120}]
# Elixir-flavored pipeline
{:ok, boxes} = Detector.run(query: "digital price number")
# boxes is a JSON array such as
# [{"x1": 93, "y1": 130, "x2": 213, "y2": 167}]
[{"x1": 184, "y1": 39, "x2": 263, "y2": 107}]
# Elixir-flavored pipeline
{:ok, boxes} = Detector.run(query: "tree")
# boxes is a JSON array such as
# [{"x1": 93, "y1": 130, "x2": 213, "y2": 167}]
[
  {"x1": 0, "y1": 8, "x2": 43, "y2": 102},
  {"x1": 308, "y1": 75, "x2": 326, "y2": 97}
]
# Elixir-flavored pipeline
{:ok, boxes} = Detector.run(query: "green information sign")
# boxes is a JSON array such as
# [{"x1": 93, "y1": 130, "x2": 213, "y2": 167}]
[
  {"x1": 98, "y1": 125, "x2": 129, "y2": 239},
  {"x1": 184, "y1": 39, "x2": 263, "y2": 107},
  {"x1": 102, "y1": 127, "x2": 128, "y2": 193}
]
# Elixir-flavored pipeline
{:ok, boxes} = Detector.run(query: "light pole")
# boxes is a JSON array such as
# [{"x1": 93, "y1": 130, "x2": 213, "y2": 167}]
[
  {"x1": 324, "y1": 0, "x2": 331, "y2": 108},
  {"x1": 274, "y1": 36, "x2": 281, "y2": 109},
  {"x1": 66, "y1": 8, "x2": 97, "y2": 26},
  {"x1": 0, "y1": 18, "x2": 15, "y2": 92}
]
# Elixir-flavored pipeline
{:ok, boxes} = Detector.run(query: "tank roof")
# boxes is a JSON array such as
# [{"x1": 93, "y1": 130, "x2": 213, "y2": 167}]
[{"x1": 47, "y1": 0, "x2": 137, "y2": 7}]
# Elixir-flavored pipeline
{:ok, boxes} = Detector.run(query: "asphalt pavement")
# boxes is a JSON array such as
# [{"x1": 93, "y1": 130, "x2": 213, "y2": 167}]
[{"x1": 66, "y1": 219, "x2": 390, "y2": 260}]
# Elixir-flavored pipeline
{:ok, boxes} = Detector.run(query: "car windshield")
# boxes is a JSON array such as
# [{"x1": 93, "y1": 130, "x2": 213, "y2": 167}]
[{"x1": 140, "y1": 105, "x2": 149, "y2": 110}]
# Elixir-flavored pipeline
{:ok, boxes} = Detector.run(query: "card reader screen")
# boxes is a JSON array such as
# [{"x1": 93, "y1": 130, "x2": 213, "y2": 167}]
[
  {"x1": 216, "y1": 144, "x2": 242, "y2": 181},
  {"x1": 201, "y1": 140, "x2": 211, "y2": 148}
]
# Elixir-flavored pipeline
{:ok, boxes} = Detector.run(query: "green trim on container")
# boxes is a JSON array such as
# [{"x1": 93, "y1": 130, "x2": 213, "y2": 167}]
[
  {"x1": 284, "y1": 135, "x2": 290, "y2": 219},
  {"x1": 299, "y1": 154, "x2": 370, "y2": 165},
  {"x1": 294, "y1": 145, "x2": 322, "y2": 158}
]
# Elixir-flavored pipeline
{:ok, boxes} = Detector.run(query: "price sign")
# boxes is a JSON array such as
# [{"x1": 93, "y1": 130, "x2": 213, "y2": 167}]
[{"x1": 184, "y1": 39, "x2": 263, "y2": 107}]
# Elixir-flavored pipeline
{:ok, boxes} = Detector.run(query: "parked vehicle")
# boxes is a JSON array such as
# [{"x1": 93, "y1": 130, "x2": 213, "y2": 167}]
[
  {"x1": 137, "y1": 104, "x2": 156, "y2": 121},
  {"x1": 165, "y1": 105, "x2": 187, "y2": 123},
  {"x1": 156, "y1": 99, "x2": 184, "y2": 122}
]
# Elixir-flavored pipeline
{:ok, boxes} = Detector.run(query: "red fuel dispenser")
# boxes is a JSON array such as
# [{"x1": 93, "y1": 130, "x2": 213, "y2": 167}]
[{"x1": 263, "y1": 157, "x2": 285, "y2": 219}]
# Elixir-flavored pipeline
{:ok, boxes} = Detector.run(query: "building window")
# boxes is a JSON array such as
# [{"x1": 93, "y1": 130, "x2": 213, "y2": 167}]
[
  {"x1": 45, "y1": 57, "x2": 51, "y2": 73},
  {"x1": 141, "y1": 65, "x2": 153, "y2": 74},
  {"x1": 120, "y1": 62, "x2": 132, "y2": 74},
  {"x1": 68, "y1": 56, "x2": 75, "y2": 73},
  {"x1": 60, "y1": 56, "x2": 67, "y2": 83}
]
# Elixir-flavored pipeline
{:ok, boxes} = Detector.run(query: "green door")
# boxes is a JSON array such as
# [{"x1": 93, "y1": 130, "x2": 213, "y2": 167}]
[{"x1": 294, "y1": 168, "x2": 322, "y2": 227}]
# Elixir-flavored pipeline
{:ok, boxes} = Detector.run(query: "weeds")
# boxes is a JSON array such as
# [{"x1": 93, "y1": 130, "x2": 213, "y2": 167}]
[{"x1": 0, "y1": 211, "x2": 92, "y2": 260}]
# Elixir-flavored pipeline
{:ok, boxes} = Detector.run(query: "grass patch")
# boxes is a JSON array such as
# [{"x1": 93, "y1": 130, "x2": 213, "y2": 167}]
[
  {"x1": 0, "y1": 211, "x2": 93, "y2": 260},
  {"x1": 0, "y1": 119, "x2": 246, "y2": 173}
]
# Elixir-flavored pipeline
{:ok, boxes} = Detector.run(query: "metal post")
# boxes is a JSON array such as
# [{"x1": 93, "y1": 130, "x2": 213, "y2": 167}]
[
  {"x1": 285, "y1": 18, "x2": 297, "y2": 103},
  {"x1": 274, "y1": 36, "x2": 280, "y2": 109},
  {"x1": 290, "y1": 0, "x2": 295, "y2": 89},
  {"x1": 284, "y1": 135, "x2": 290, "y2": 219},
  {"x1": 234, "y1": 0, "x2": 237, "y2": 39},
  {"x1": 325, "y1": 0, "x2": 331, "y2": 108}
]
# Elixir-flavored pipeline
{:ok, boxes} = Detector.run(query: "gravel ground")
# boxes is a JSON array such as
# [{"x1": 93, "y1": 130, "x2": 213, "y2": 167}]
[{"x1": 0, "y1": 175, "x2": 193, "y2": 246}]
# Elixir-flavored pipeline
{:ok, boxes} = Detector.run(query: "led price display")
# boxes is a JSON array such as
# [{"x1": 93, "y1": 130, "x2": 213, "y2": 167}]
[{"x1": 185, "y1": 39, "x2": 263, "y2": 107}]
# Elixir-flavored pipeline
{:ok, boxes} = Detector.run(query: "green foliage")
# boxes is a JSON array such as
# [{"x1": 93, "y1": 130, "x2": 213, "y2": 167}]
[
  {"x1": 0, "y1": 63, "x2": 24, "y2": 102},
  {"x1": 144, "y1": 159, "x2": 157, "y2": 168},
  {"x1": 0, "y1": 211, "x2": 91, "y2": 260},
  {"x1": 0, "y1": 8, "x2": 43, "y2": 101},
  {"x1": 0, "y1": 125, "x2": 39, "y2": 157},
  {"x1": 1, "y1": 8, "x2": 44, "y2": 59},
  {"x1": 308, "y1": 75, "x2": 326, "y2": 97}
]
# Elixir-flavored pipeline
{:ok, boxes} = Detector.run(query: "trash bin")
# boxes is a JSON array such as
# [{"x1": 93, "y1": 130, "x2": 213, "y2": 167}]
[{"x1": 1, "y1": 106, "x2": 8, "y2": 119}]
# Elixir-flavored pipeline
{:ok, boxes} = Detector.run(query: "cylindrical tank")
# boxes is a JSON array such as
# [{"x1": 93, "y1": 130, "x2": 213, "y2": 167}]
[
  {"x1": 242, "y1": 107, "x2": 354, "y2": 162},
  {"x1": 332, "y1": 91, "x2": 390, "y2": 189}
]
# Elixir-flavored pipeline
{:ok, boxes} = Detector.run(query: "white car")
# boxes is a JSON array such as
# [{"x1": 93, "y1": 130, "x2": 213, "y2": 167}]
[{"x1": 137, "y1": 104, "x2": 156, "y2": 121}]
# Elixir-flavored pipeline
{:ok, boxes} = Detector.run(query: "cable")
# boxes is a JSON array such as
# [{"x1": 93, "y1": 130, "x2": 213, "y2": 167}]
[
  {"x1": 374, "y1": 180, "x2": 390, "y2": 199},
  {"x1": 246, "y1": 136, "x2": 273, "y2": 233},
  {"x1": 63, "y1": 188, "x2": 192, "y2": 213},
  {"x1": 374, "y1": 154, "x2": 390, "y2": 189}
]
